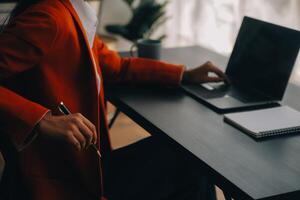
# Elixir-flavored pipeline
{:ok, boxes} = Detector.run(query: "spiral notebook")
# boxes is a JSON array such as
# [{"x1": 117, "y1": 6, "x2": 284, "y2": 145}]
[{"x1": 224, "y1": 106, "x2": 300, "y2": 138}]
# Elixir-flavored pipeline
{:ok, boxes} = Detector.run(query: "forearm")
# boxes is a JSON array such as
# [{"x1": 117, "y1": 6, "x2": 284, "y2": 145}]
[
  {"x1": 0, "y1": 86, "x2": 50, "y2": 151},
  {"x1": 113, "y1": 57, "x2": 185, "y2": 85}
]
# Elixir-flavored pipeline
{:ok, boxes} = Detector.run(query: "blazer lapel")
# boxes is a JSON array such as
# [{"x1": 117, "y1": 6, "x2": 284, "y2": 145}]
[
  {"x1": 59, "y1": 2, "x2": 106, "y2": 198},
  {"x1": 60, "y1": 0, "x2": 104, "y2": 154},
  {"x1": 59, "y1": 0, "x2": 100, "y2": 92}
]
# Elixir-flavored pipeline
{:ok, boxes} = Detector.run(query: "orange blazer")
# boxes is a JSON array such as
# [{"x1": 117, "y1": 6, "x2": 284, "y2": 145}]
[{"x1": 0, "y1": 0, "x2": 184, "y2": 199}]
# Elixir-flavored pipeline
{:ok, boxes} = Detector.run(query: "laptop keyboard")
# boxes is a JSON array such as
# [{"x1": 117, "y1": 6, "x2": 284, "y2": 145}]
[{"x1": 201, "y1": 83, "x2": 271, "y2": 103}]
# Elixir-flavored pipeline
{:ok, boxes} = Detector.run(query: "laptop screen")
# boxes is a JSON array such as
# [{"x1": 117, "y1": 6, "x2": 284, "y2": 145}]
[{"x1": 226, "y1": 16, "x2": 300, "y2": 100}]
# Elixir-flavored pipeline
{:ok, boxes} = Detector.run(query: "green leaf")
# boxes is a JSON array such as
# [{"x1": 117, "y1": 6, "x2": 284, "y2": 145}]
[
  {"x1": 106, "y1": 0, "x2": 169, "y2": 41},
  {"x1": 157, "y1": 34, "x2": 167, "y2": 41},
  {"x1": 123, "y1": 0, "x2": 135, "y2": 6}
]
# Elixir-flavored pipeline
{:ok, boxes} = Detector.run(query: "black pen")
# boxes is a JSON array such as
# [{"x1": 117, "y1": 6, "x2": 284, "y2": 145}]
[{"x1": 58, "y1": 102, "x2": 101, "y2": 158}]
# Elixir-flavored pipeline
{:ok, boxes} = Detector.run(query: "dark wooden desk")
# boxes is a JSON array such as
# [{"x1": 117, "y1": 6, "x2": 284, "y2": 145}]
[{"x1": 107, "y1": 46, "x2": 300, "y2": 200}]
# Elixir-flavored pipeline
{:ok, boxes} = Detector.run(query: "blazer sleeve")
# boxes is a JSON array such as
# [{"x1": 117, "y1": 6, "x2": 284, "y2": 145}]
[
  {"x1": 0, "y1": 10, "x2": 57, "y2": 151},
  {"x1": 94, "y1": 36, "x2": 185, "y2": 85}
]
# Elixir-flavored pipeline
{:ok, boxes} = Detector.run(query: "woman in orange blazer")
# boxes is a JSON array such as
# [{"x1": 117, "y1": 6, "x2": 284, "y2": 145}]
[{"x1": 0, "y1": 0, "x2": 226, "y2": 199}]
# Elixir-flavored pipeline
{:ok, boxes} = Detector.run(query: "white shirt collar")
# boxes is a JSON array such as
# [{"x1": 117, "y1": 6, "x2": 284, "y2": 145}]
[{"x1": 70, "y1": 0, "x2": 98, "y2": 48}]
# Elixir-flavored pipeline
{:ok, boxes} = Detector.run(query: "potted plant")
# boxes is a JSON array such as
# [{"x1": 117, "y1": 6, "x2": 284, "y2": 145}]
[{"x1": 105, "y1": 0, "x2": 168, "y2": 42}]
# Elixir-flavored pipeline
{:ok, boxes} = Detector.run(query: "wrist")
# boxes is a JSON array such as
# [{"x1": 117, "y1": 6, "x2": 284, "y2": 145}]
[
  {"x1": 182, "y1": 70, "x2": 191, "y2": 84},
  {"x1": 36, "y1": 111, "x2": 52, "y2": 133}
]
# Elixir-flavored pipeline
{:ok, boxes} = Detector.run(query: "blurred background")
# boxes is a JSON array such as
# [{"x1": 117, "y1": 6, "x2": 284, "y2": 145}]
[
  {"x1": 1, "y1": 0, "x2": 300, "y2": 82},
  {"x1": 0, "y1": 1, "x2": 300, "y2": 198},
  {"x1": 97, "y1": 0, "x2": 300, "y2": 85}
]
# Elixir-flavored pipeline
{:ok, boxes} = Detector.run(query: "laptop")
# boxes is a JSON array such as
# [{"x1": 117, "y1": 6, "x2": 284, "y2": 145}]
[{"x1": 182, "y1": 16, "x2": 300, "y2": 113}]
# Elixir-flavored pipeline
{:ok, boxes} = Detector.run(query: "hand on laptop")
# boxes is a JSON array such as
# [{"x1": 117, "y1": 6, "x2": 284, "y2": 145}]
[{"x1": 182, "y1": 61, "x2": 228, "y2": 84}]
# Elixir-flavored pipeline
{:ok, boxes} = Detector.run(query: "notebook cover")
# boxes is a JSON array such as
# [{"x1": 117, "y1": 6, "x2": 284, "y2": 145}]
[{"x1": 224, "y1": 106, "x2": 300, "y2": 138}]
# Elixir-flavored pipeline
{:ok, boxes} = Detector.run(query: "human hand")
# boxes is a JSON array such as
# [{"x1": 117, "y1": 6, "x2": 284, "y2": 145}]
[
  {"x1": 182, "y1": 61, "x2": 228, "y2": 84},
  {"x1": 36, "y1": 112, "x2": 97, "y2": 151}
]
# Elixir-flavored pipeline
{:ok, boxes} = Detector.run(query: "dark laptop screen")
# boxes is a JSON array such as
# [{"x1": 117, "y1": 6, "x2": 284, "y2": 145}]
[{"x1": 226, "y1": 16, "x2": 300, "y2": 100}]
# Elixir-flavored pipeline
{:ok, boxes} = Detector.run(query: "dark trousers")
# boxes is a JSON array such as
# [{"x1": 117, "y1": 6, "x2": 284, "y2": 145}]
[{"x1": 103, "y1": 136, "x2": 216, "y2": 200}]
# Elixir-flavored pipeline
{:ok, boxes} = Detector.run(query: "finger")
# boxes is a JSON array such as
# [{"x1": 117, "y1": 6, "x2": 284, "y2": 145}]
[
  {"x1": 209, "y1": 67, "x2": 230, "y2": 83},
  {"x1": 71, "y1": 125, "x2": 87, "y2": 150},
  {"x1": 77, "y1": 120, "x2": 94, "y2": 148},
  {"x1": 65, "y1": 131, "x2": 81, "y2": 151},
  {"x1": 210, "y1": 66, "x2": 226, "y2": 78},
  {"x1": 206, "y1": 63, "x2": 227, "y2": 78},
  {"x1": 77, "y1": 114, "x2": 97, "y2": 144}
]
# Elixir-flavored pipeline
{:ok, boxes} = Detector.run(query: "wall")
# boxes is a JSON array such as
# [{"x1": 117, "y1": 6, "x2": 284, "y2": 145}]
[{"x1": 95, "y1": 0, "x2": 131, "y2": 34}]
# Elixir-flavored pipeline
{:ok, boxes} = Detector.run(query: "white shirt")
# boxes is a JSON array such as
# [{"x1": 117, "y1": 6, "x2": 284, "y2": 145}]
[
  {"x1": 70, "y1": 0, "x2": 98, "y2": 47},
  {"x1": 70, "y1": 0, "x2": 101, "y2": 94}
]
